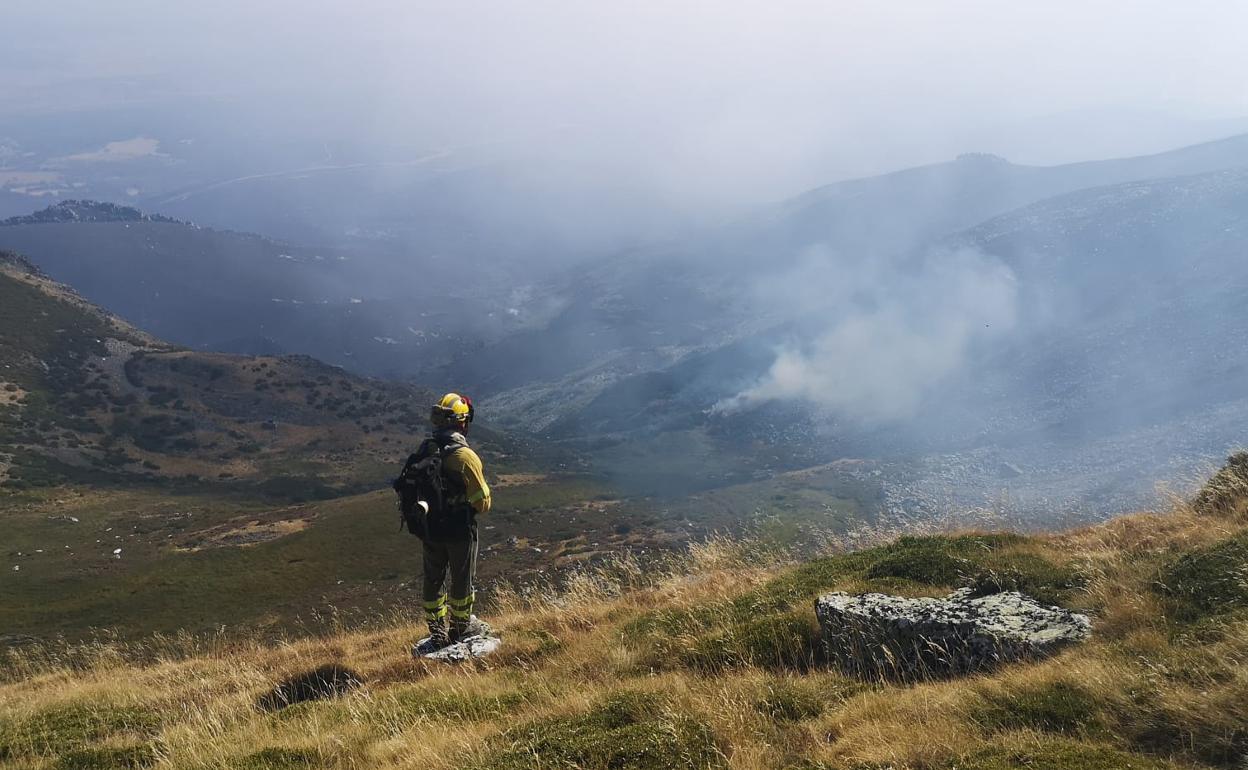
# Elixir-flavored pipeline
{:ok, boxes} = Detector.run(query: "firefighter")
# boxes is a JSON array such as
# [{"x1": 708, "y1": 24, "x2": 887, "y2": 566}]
[{"x1": 415, "y1": 392, "x2": 492, "y2": 648}]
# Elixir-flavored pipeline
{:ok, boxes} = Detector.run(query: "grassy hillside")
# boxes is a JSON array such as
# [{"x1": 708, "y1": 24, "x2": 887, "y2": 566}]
[
  {"x1": 0, "y1": 249, "x2": 468, "y2": 494},
  {"x1": 0, "y1": 475, "x2": 648, "y2": 641},
  {"x1": 0, "y1": 457, "x2": 878, "y2": 642},
  {"x1": 2, "y1": 458, "x2": 1244, "y2": 770}
]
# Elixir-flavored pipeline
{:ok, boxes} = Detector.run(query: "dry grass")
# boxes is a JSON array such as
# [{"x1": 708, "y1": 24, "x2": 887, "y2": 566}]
[{"x1": 3, "y1": 471, "x2": 1247, "y2": 770}]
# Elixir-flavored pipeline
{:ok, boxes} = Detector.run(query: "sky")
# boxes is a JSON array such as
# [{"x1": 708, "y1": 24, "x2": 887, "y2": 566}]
[{"x1": 3, "y1": 0, "x2": 1248, "y2": 208}]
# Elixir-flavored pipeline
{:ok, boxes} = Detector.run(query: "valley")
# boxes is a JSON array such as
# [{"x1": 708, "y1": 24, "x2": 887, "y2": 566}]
[
  {"x1": 6, "y1": 9, "x2": 1248, "y2": 769},
  {"x1": 3, "y1": 133, "x2": 1248, "y2": 646}
]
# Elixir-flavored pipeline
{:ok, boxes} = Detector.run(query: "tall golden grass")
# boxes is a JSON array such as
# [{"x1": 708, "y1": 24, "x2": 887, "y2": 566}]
[{"x1": 2, "y1": 477, "x2": 1245, "y2": 770}]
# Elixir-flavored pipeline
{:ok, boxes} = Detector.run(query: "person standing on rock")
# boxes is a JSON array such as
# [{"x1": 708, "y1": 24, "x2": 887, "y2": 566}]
[{"x1": 395, "y1": 393, "x2": 492, "y2": 651}]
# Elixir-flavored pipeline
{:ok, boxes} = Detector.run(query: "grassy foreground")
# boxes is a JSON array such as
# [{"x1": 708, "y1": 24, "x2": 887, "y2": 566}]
[{"x1": 2, "y1": 459, "x2": 1246, "y2": 769}]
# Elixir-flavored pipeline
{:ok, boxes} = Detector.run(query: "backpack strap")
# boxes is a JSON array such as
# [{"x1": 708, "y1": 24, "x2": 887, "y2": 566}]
[
  {"x1": 434, "y1": 430, "x2": 469, "y2": 452},
  {"x1": 413, "y1": 437, "x2": 440, "y2": 462},
  {"x1": 435, "y1": 435, "x2": 472, "y2": 505},
  {"x1": 435, "y1": 432, "x2": 468, "y2": 469}
]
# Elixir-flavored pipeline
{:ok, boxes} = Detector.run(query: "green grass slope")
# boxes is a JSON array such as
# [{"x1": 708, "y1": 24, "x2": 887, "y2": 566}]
[{"x1": 1, "y1": 455, "x2": 1245, "y2": 770}]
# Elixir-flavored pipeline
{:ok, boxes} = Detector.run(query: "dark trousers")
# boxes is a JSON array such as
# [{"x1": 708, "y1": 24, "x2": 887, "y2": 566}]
[{"x1": 421, "y1": 536, "x2": 477, "y2": 625}]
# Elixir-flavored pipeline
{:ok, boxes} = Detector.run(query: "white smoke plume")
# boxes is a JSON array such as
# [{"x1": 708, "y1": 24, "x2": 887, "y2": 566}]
[{"x1": 717, "y1": 246, "x2": 1018, "y2": 421}]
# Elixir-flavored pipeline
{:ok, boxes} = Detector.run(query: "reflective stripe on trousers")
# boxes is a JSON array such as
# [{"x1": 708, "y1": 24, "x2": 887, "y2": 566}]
[
  {"x1": 447, "y1": 592, "x2": 475, "y2": 620},
  {"x1": 421, "y1": 536, "x2": 478, "y2": 622},
  {"x1": 423, "y1": 593, "x2": 448, "y2": 622}
]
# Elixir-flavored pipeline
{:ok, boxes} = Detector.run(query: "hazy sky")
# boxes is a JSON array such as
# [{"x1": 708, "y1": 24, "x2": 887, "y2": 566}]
[{"x1": 4, "y1": 0, "x2": 1248, "y2": 206}]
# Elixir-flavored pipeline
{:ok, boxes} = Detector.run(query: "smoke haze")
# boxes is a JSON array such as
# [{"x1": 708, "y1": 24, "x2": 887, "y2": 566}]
[
  {"x1": 4, "y1": 1, "x2": 1248, "y2": 217},
  {"x1": 719, "y1": 248, "x2": 1018, "y2": 421}
]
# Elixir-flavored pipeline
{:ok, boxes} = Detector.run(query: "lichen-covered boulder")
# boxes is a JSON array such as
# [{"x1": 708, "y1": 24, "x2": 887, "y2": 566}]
[{"x1": 816, "y1": 589, "x2": 1090, "y2": 680}]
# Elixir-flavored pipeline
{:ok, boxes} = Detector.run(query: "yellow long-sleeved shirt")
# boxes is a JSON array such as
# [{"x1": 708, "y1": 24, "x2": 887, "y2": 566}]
[{"x1": 443, "y1": 446, "x2": 491, "y2": 513}]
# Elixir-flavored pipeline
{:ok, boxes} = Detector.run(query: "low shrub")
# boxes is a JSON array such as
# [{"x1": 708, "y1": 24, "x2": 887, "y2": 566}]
[
  {"x1": 1193, "y1": 452, "x2": 1248, "y2": 517},
  {"x1": 257, "y1": 664, "x2": 363, "y2": 712},
  {"x1": 974, "y1": 680, "x2": 1104, "y2": 736},
  {"x1": 54, "y1": 743, "x2": 158, "y2": 770},
  {"x1": 237, "y1": 747, "x2": 320, "y2": 770},
  {"x1": 685, "y1": 610, "x2": 818, "y2": 672},
  {"x1": 945, "y1": 738, "x2": 1177, "y2": 770},
  {"x1": 1157, "y1": 532, "x2": 1248, "y2": 621},
  {"x1": 1127, "y1": 687, "x2": 1248, "y2": 766},
  {"x1": 754, "y1": 678, "x2": 826, "y2": 722},
  {"x1": 393, "y1": 688, "x2": 528, "y2": 721},
  {"x1": 0, "y1": 702, "x2": 159, "y2": 758},
  {"x1": 475, "y1": 691, "x2": 722, "y2": 770},
  {"x1": 863, "y1": 535, "x2": 1082, "y2": 605}
]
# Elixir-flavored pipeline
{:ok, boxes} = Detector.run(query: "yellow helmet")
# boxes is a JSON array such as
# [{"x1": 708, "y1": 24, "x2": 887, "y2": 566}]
[{"x1": 431, "y1": 392, "x2": 474, "y2": 427}]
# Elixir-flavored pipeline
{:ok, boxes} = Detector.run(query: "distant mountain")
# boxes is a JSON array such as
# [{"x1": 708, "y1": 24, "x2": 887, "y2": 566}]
[
  {"x1": 470, "y1": 166, "x2": 1248, "y2": 514},
  {"x1": 7, "y1": 133, "x2": 1246, "y2": 402},
  {"x1": 0, "y1": 249, "x2": 454, "y2": 496},
  {"x1": 599, "y1": 166, "x2": 1248, "y2": 428},
  {"x1": 740, "y1": 131, "x2": 1248, "y2": 261},
  {"x1": 459, "y1": 133, "x2": 1248, "y2": 425},
  {"x1": 939, "y1": 168, "x2": 1248, "y2": 433}
]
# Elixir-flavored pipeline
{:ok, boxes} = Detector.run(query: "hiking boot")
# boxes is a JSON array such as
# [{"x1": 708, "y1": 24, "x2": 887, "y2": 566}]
[
  {"x1": 426, "y1": 619, "x2": 449, "y2": 649},
  {"x1": 448, "y1": 615, "x2": 491, "y2": 644},
  {"x1": 448, "y1": 618, "x2": 469, "y2": 644}
]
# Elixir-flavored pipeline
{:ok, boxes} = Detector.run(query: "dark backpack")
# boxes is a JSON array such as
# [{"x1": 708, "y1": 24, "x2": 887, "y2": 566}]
[{"x1": 392, "y1": 438, "x2": 474, "y2": 541}]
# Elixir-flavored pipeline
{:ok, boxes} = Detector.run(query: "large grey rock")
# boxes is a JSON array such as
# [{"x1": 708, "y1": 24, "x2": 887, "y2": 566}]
[{"x1": 816, "y1": 589, "x2": 1091, "y2": 680}]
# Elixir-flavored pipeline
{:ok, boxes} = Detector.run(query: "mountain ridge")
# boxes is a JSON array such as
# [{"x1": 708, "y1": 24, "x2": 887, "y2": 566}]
[
  {"x1": 0, "y1": 199, "x2": 187, "y2": 227},
  {"x1": 463, "y1": 164, "x2": 1248, "y2": 518}
]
